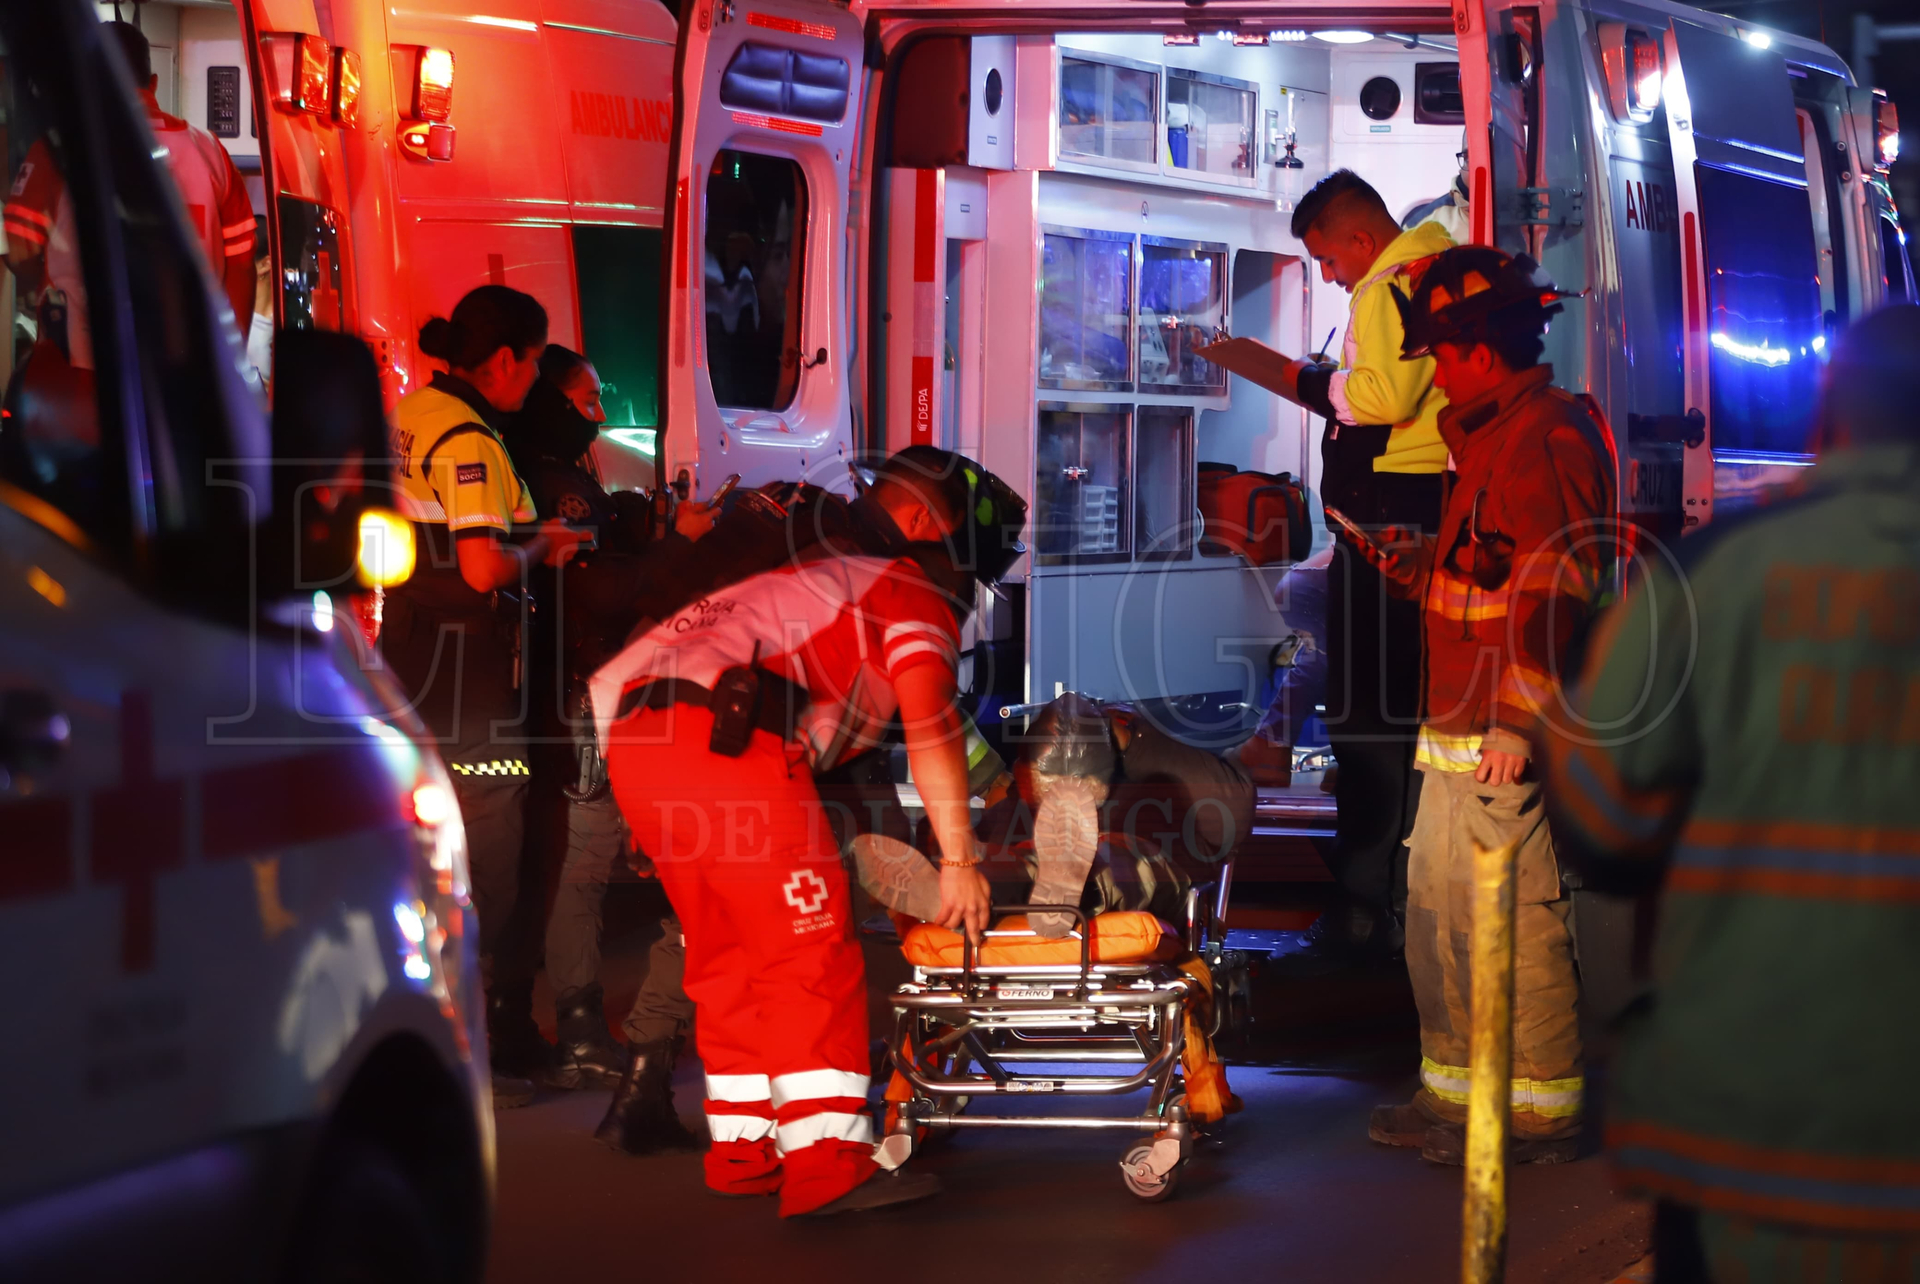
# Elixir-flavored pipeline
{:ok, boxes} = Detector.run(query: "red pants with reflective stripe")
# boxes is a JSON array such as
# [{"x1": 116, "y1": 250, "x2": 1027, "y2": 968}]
[{"x1": 606, "y1": 705, "x2": 877, "y2": 1216}]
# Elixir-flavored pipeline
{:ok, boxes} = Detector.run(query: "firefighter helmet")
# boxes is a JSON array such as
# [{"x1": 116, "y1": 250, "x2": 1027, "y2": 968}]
[{"x1": 1392, "y1": 246, "x2": 1577, "y2": 359}]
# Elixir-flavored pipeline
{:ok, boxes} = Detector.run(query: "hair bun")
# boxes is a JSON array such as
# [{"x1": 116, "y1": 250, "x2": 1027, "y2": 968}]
[{"x1": 418, "y1": 316, "x2": 459, "y2": 361}]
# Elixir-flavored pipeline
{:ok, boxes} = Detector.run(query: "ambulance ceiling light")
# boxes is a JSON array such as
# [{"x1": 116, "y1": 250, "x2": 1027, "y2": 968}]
[
  {"x1": 1313, "y1": 31, "x2": 1374, "y2": 44},
  {"x1": 1742, "y1": 30, "x2": 1772, "y2": 50},
  {"x1": 605, "y1": 427, "x2": 658, "y2": 457},
  {"x1": 1271, "y1": 30, "x2": 1309, "y2": 42}
]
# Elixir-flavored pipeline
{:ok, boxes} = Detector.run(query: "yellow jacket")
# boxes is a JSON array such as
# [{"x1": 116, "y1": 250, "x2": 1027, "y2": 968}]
[{"x1": 1329, "y1": 220, "x2": 1453, "y2": 474}]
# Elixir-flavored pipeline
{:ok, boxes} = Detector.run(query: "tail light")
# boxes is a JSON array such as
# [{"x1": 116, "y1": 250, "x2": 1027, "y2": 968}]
[
  {"x1": 1875, "y1": 92, "x2": 1901, "y2": 171},
  {"x1": 1627, "y1": 30, "x2": 1662, "y2": 115},
  {"x1": 410, "y1": 782, "x2": 453, "y2": 828},
  {"x1": 261, "y1": 32, "x2": 333, "y2": 116},
  {"x1": 400, "y1": 46, "x2": 456, "y2": 122},
  {"x1": 357, "y1": 508, "x2": 417, "y2": 587},
  {"x1": 333, "y1": 48, "x2": 363, "y2": 127},
  {"x1": 1598, "y1": 24, "x2": 1662, "y2": 124}
]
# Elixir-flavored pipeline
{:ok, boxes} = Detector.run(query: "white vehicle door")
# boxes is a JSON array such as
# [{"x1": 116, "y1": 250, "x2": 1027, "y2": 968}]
[
  {"x1": 1661, "y1": 19, "x2": 1825, "y2": 522},
  {"x1": 664, "y1": 0, "x2": 867, "y2": 495}
]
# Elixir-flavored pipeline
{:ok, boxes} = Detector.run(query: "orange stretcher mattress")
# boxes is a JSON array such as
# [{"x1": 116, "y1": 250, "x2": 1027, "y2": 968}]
[{"x1": 900, "y1": 912, "x2": 1183, "y2": 968}]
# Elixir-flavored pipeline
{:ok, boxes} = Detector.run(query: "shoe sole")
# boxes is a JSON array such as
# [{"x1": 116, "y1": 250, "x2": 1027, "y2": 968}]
[
  {"x1": 850, "y1": 834, "x2": 942, "y2": 922},
  {"x1": 1368, "y1": 1127, "x2": 1429, "y2": 1148},
  {"x1": 1028, "y1": 778, "x2": 1102, "y2": 937}
]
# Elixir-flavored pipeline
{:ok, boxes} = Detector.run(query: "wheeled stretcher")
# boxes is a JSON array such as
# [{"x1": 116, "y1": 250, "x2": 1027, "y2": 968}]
[{"x1": 882, "y1": 867, "x2": 1250, "y2": 1201}]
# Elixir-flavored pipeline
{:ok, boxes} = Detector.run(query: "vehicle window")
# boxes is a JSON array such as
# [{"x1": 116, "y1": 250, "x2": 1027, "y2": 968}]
[
  {"x1": 1, "y1": 15, "x2": 265, "y2": 580},
  {"x1": 1039, "y1": 230, "x2": 1132, "y2": 391},
  {"x1": 1881, "y1": 218, "x2": 1914, "y2": 304},
  {"x1": 1036, "y1": 403, "x2": 1128, "y2": 564},
  {"x1": 1058, "y1": 57, "x2": 1157, "y2": 167},
  {"x1": 1165, "y1": 70, "x2": 1253, "y2": 180},
  {"x1": 1136, "y1": 405, "x2": 1192, "y2": 559},
  {"x1": 575, "y1": 224, "x2": 663, "y2": 432},
  {"x1": 1138, "y1": 238, "x2": 1225, "y2": 390},
  {"x1": 2, "y1": 63, "x2": 112, "y2": 539},
  {"x1": 704, "y1": 148, "x2": 805, "y2": 411},
  {"x1": 277, "y1": 195, "x2": 345, "y2": 332},
  {"x1": 1694, "y1": 166, "x2": 1823, "y2": 456}
]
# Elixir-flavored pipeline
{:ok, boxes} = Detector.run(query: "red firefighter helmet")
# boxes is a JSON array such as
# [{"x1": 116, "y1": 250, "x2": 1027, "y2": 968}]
[{"x1": 1392, "y1": 245, "x2": 1577, "y2": 360}]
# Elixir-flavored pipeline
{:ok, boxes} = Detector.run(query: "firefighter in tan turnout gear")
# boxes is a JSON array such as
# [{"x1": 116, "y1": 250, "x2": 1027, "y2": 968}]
[{"x1": 1348, "y1": 246, "x2": 1616, "y2": 1164}]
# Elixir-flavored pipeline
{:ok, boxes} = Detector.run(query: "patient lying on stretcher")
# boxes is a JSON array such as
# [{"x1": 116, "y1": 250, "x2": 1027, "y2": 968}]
[{"x1": 852, "y1": 693, "x2": 1250, "y2": 1124}]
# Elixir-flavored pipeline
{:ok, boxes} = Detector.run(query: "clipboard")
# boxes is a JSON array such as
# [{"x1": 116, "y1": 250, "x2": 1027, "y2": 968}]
[{"x1": 1192, "y1": 335, "x2": 1300, "y2": 398}]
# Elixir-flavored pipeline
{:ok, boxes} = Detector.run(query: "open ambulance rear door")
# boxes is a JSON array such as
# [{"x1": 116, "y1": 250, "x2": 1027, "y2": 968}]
[
  {"x1": 664, "y1": 0, "x2": 866, "y2": 494},
  {"x1": 233, "y1": 0, "x2": 362, "y2": 370}
]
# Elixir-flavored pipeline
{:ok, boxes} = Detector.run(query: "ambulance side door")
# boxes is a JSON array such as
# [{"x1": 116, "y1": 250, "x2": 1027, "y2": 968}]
[
  {"x1": 664, "y1": 0, "x2": 866, "y2": 494},
  {"x1": 1661, "y1": 21, "x2": 1825, "y2": 521}
]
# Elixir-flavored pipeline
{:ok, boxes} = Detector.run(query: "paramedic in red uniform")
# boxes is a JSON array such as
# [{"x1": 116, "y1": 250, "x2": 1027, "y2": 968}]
[
  {"x1": 590, "y1": 447, "x2": 1023, "y2": 1217},
  {"x1": 4, "y1": 21, "x2": 254, "y2": 362}
]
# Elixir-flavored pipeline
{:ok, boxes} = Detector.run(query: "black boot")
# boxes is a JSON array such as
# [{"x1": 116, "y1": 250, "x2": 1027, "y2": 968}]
[
  {"x1": 1269, "y1": 901, "x2": 1392, "y2": 978},
  {"x1": 595, "y1": 1039, "x2": 701, "y2": 1155},
  {"x1": 545, "y1": 986, "x2": 624, "y2": 1090},
  {"x1": 487, "y1": 982, "x2": 552, "y2": 1079}
]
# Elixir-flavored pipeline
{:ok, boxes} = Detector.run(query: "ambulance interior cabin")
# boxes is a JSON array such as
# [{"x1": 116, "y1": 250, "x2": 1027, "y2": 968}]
[
  {"x1": 856, "y1": 29, "x2": 1466, "y2": 738},
  {"x1": 834, "y1": 15, "x2": 1910, "y2": 735},
  {"x1": 2, "y1": 0, "x2": 674, "y2": 494}
]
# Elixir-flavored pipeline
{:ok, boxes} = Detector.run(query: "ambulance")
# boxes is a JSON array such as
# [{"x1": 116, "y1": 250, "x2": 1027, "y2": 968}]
[
  {"x1": 0, "y1": 0, "x2": 691, "y2": 1273},
  {"x1": 650, "y1": 0, "x2": 1910, "y2": 744}
]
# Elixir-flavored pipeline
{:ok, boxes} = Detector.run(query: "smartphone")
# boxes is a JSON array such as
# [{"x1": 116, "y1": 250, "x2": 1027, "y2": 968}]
[
  {"x1": 1322, "y1": 504, "x2": 1374, "y2": 547},
  {"x1": 708, "y1": 473, "x2": 742, "y2": 505}
]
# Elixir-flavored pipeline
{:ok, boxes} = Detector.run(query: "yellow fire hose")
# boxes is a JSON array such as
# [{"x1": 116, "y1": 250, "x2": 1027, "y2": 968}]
[{"x1": 1463, "y1": 839, "x2": 1519, "y2": 1284}]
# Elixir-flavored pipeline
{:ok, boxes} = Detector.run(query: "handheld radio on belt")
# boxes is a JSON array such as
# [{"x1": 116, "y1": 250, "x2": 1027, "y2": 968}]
[{"x1": 708, "y1": 639, "x2": 765, "y2": 758}]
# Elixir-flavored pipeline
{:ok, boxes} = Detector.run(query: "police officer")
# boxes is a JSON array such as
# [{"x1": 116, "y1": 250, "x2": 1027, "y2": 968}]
[
  {"x1": 382, "y1": 286, "x2": 589, "y2": 1107},
  {"x1": 502, "y1": 345, "x2": 712, "y2": 1121}
]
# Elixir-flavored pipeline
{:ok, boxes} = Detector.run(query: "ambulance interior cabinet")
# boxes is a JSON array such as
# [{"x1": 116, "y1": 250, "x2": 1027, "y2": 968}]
[
  {"x1": 1136, "y1": 405, "x2": 1194, "y2": 560},
  {"x1": 1138, "y1": 236, "x2": 1227, "y2": 392},
  {"x1": 1036, "y1": 403, "x2": 1130, "y2": 564},
  {"x1": 1039, "y1": 226, "x2": 1134, "y2": 390},
  {"x1": 1164, "y1": 67, "x2": 1256, "y2": 185},
  {"x1": 1057, "y1": 53, "x2": 1159, "y2": 170}
]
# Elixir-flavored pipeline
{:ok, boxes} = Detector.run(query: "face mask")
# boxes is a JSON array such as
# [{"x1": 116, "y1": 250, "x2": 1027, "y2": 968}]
[{"x1": 514, "y1": 378, "x2": 601, "y2": 462}]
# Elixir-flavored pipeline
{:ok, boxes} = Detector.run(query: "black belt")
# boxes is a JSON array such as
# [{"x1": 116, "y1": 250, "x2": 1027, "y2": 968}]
[{"x1": 614, "y1": 674, "x2": 809, "y2": 741}]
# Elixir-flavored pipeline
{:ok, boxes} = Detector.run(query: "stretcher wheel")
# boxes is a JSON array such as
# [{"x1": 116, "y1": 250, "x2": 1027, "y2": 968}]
[{"x1": 1119, "y1": 1142, "x2": 1179, "y2": 1202}]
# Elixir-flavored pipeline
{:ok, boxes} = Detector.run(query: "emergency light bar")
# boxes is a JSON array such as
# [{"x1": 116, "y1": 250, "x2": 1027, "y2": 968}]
[
  {"x1": 1597, "y1": 23, "x2": 1663, "y2": 124},
  {"x1": 1875, "y1": 92, "x2": 1900, "y2": 171},
  {"x1": 261, "y1": 32, "x2": 333, "y2": 116}
]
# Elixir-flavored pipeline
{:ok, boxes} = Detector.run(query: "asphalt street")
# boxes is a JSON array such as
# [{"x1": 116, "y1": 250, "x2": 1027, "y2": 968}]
[{"x1": 487, "y1": 895, "x2": 1650, "y2": 1284}]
